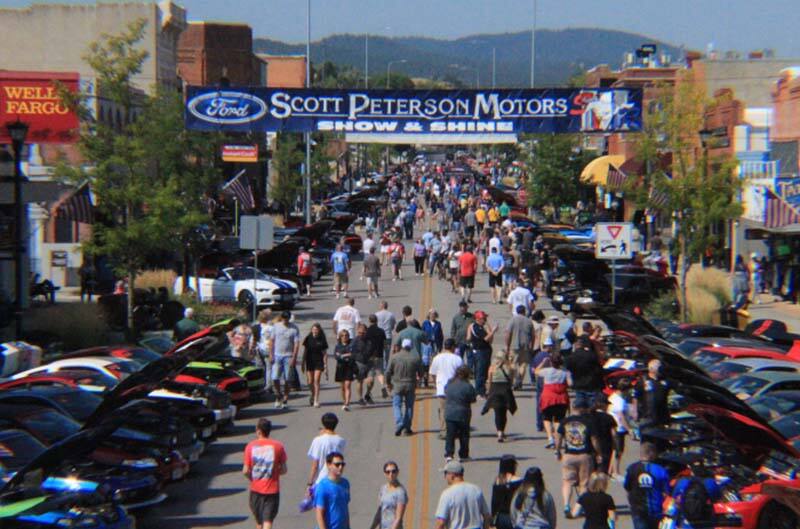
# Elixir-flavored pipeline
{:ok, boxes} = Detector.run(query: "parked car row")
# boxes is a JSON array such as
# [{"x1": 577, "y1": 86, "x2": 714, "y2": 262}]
[
  {"x1": 0, "y1": 320, "x2": 266, "y2": 528},
  {"x1": 593, "y1": 309, "x2": 800, "y2": 529}
]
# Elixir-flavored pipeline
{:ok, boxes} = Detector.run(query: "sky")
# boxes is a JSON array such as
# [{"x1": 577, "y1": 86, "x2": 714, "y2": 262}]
[{"x1": 5, "y1": 0, "x2": 800, "y2": 56}]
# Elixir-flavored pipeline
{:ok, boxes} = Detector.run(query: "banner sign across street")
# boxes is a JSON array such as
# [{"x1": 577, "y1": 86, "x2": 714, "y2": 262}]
[
  {"x1": 595, "y1": 222, "x2": 633, "y2": 260},
  {"x1": 185, "y1": 87, "x2": 642, "y2": 135}
]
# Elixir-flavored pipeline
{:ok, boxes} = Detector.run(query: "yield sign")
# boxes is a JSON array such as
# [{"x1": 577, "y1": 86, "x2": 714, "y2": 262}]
[{"x1": 607, "y1": 225, "x2": 622, "y2": 239}]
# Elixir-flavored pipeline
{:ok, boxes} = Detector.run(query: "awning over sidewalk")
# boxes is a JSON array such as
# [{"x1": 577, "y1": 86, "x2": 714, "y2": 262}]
[
  {"x1": 0, "y1": 181, "x2": 71, "y2": 205},
  {"x1": 580, "y1": 155, "x2": 626, "y2": 186}
]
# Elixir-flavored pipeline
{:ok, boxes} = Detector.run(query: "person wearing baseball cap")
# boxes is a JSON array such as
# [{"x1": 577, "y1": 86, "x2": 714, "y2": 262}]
[
  {"x1": 449, "y1": 301, "x2": 473, "y2": 358},
  {"x1": 435, "y1": 460, "x2": 491, "y2": 529},
  {"x1": 386, "y1": 337, "x2": 423, "y2": 436},
  {"x1": 466, "y1": 310, "x2": 498, "y2": 398}
]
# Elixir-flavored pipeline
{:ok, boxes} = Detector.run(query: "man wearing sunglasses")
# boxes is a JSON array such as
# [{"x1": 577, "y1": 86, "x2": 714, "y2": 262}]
[{"x1": 314, "y1": 452, "x2": 351, "y2": 529}]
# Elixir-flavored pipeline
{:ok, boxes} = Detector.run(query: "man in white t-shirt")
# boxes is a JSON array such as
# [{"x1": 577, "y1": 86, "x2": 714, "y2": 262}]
[
  {"x1": 306, "y1": 413, "x2": 347, "y2": 488},
  {"x1": 332, "y1": 297, "x2": 361, "y2": 339},
  {"x1": 434, "y1": 461, "x2": 490, "y2": 529},
  {"x1": 506, "y1": 279, "x2": 535, "y2": 315},
  {"x1": 429, "y1": 338, "x2": 464, "y2": 439}
]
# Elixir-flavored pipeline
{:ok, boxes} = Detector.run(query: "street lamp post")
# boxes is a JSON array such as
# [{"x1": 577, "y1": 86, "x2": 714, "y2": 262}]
[
  {"x1": 386, "y1": 59, "x2": 407, "y2": 89},
  {"x1": 305, "y1": 0, "x2": 312, "y2": 224},
  {"x1": 7, "y1": 119, "x2": 29, "y2": 339},
  {"x1": 531, "y1": 0, "x2": 537, "y2": 88}
]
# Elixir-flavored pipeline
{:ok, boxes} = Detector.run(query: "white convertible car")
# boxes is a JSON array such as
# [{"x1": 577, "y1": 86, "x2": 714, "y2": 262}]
[{"x1": 174, "y1": 266, "x2": 299, "y2": 308}]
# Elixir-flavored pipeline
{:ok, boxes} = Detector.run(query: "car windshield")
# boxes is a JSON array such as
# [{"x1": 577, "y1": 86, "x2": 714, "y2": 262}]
[
  {"x1": 120, "y1": 348, "x2": 161, "y2": 364},
  {"x1": 58, "y1": 370, "x2": 118, "y2": 390},
  {"x1": 48, "y1": 391, "x2": 102, "y2": 422},
  {"x1": 19, "y1": 409, "x2": 81, "y2": 444},
  {"x1": 707, "y1": 362, "x2": 750, "y2": 379},
  {"x1": 0, "y1": 431, "x2": 46, "y2": 471},
  {"x1": 771, "y1": 414, "x2": 800, "y2": 440},
  {"x1": 226, "y1": 267, "x2": 269, "y2": 281},
  {"x1": 750, "y1": 395, "x2": 800, "y2": 421},
  {"x1": 140, "y1": 337, "x2": 175, "y2": 354},
  {"x1": 104, "y1": 360, "x2": 141, "y2": 379},
  {"x1": 692, "y1": 350, "x2": 728, "y2": 367},
  {"x1": 720, "y1": 375, "x2": 768, "y2": 399}
]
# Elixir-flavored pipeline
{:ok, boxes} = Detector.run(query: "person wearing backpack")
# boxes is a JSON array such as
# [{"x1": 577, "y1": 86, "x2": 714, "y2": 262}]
[
  {"x1": 669, "y1": 470, "x2": 720, "y2": 528},
  {"x1": 624, "y1": 442, "x2": 670, "y2": 529}
]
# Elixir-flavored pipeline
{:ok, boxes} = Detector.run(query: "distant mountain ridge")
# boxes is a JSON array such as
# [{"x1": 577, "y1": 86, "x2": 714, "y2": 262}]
[{"x1": 253, "y1": 28, "x2": 682, "y2": 87}]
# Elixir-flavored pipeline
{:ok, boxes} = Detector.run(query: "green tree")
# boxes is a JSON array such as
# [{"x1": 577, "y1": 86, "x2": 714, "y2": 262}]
[
  {"x1": 270, "y1": 133, "x2": 304, "y2": 217},
  {"x1": 629, "y1": 74, "x2": 741, "y2": 321},
  {"x1": 369, "y1": 72, "x2": 415, "y2": 89},
  {"x1": 310, "y1": 132, "x2": 334, "y2": 196},
  {"x1": 522, "y1": 134, "x2": 593, "y2": 216}
]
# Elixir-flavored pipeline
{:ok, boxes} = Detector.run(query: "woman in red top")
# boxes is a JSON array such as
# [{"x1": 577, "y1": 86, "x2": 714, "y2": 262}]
[
  {"x1": 535, "y1": 353, "x2": 573, "y2": 449},
  {"x1": 389, "y1": 240, "x2": 405, "y2": 281},
  {"x1": 458, "y1": 245, "x2": 478, "y2": 303}
]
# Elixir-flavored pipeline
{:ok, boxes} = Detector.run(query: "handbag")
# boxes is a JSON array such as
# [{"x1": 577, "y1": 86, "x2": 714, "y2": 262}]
[{"x1": 288, "y1": 364, "x2": 302, "y2": 390}]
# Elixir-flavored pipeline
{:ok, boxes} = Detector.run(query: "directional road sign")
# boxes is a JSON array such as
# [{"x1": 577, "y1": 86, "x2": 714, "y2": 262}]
[{"x1": 595, "y1": 222, "x2": 633, "y2": 260}]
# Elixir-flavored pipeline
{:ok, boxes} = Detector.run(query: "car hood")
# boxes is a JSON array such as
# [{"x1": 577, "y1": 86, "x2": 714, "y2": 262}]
[
  {"x1": 84, "y1": 320, "x2": 239, "y2": 425},
  {"x1": 592, "y1": 306, "x2": 664, "y2": 338},
  {"x1": 760, "y1": 481, "x2": 800, "y2": 517},
  {"x1": 688, "y1": 403, "x2": 800, "y2": 459},
  {"x1": 672, "y1": 381, "x2": 768, "y2": 426},
  {"x1": 1, "y1": 424, "x2": 118, "y2": 494}
]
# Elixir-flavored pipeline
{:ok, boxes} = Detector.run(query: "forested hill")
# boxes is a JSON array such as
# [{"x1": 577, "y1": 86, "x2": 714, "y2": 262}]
[{"x1": 253, "y1": 28, "x2": 682, "y2": 87}]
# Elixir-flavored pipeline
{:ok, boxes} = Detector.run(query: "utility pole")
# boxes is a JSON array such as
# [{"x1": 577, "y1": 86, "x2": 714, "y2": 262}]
[
  {"x1": 365, "y1": 33, "x2": 369, "y2": 88},
  {"x1": 492, "y1": 47, "x2": 496, "y2": 89}
]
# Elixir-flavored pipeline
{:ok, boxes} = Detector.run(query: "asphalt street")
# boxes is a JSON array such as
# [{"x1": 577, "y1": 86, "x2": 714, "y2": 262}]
[{"x1": 140, "y1": 254, "x2": 638, "y2": 529}]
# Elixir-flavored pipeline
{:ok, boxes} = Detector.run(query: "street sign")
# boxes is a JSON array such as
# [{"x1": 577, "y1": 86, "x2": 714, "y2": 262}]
[
  {"x1": 239, "y1": 215, "x2": 273, "y2": 251},
  {"x1": 222, "y1": 144, "x2": 258, "y2": 163},
  {"x1": 595, "y1": 222, "x2": 633, "y2": 260}
]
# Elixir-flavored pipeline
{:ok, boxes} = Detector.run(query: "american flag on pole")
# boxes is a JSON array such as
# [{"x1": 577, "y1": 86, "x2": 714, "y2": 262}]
[
  {"x1": 222, "y1": 170, "x2": 256, "y2": 211},
  {"x1": 765, "y1": 187, "x2": 800, "y2": 228},
  {"x1": 607, "y1": 166, "x2": 628, "y2": 190},
  {"x1": 56, "y1": 181, "x2": 94, "y2": 224},
  {"x1": 648, "y1": 187, "x2": 670, "y2": 209}
]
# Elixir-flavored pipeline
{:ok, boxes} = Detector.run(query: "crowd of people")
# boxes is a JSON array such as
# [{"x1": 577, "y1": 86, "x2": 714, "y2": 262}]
[{"x1": 234, "y1": 162, "x2": 688, "y2": 529}]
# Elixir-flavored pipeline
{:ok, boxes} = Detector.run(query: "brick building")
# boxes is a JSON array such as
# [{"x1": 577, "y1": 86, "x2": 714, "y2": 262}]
[
  {"x1": 178, "y1": 22, "x2": 258, "y2": 86},
  {"x1": 257, "y1": 55, "x2": 307, "y2": 88}
]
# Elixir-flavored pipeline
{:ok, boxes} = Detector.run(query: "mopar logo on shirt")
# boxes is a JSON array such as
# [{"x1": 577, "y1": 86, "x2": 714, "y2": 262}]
[{"x1": 187, "y1": 91, "x2": 268, "y2": 125}]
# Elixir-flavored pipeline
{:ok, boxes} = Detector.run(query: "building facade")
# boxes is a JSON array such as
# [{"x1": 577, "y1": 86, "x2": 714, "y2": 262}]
[{"x1": 178, "y1": 22, "x2": 258, "y2": 86}]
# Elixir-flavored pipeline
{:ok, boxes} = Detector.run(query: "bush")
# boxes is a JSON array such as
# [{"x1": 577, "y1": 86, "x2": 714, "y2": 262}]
[
  {"x1": 644, "y1": 290, "x2": 679, "y2": 321},
  {"x1": 177, "y1": 295, "x2": 242, "y2": 326},
  {"x1": 137, "y1": 269, "x2": 177, "y2": 291},
  {"x1": 25, "y1": 302, "x2": 110, "y2": 351},
  {"x1": 683, "y1": 265, "x2": 732, "y2": 324},
  {"x1": 687, "y1": 288, "x2": 721, "y2": 325}
]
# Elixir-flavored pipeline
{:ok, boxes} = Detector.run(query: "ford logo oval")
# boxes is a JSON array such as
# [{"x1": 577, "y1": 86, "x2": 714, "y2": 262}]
[{"x1": 187, "y1": 91, "x2": 268, "y2": 125}]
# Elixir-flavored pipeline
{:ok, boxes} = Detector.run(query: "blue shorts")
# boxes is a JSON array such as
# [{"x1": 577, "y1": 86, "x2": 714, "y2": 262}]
[{"x1": 271, "y1": 355, "x2": 292, "y2": 382}]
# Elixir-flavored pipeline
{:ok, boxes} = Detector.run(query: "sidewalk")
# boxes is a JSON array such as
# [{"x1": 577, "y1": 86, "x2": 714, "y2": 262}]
[{"x1": 745, "y1": 296, "x2": 800, "y2": 333}]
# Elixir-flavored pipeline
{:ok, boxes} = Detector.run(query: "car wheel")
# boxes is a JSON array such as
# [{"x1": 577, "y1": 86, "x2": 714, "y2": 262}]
[
  {"x1": 758, "y1": 502, "x2": 797, "y2": 529},
  {"x1": 238, "y1": 290, "x2": 255, "y2": 310}
]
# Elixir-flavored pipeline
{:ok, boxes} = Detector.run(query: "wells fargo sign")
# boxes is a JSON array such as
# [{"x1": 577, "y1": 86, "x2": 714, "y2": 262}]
[{"x1": 0, "y1": 71, "x2": 80, "y2": 144}]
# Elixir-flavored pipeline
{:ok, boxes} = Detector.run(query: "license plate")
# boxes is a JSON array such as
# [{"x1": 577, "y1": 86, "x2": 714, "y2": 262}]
[
  {"x1": 562, "y1": 304, "x2": 571, "y2": 310},
  {"x1": 201, "y1": 426, "x2": 214, "y2": 438},
  {"x1": 172, "y1": 468, "x2": 185, "y2": 480}
]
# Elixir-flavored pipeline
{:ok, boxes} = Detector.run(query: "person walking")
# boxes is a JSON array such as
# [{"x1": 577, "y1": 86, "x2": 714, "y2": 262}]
[
  {"x1": 330, "y1": 244, "x2": 351, "y2": 299},
  {"x1": 509, "y1": 467, "x2": 557, "y2": 529},
  {"x1": 389, "y1": 238, "x2": 405, "y2": 281},
  {"x1": 449, "y1": 301, "x2": 473, "y2": 359},
  {"x1": 351, "y1": 323, "x2": 372, "y2": 406},
  {"x1": 486, "y1": 247, "x2": 504, "y2": 304},
  {"x1": 589, "y1": 395, "x2": 617, "y2": 476},
  {"x1": 253, "y1": 309, "x2": 275, "y2": 390},
  {"x1": 505, "y1": 305, "x2": 534, "y2": 389},
  {"x1": 314, "y1": 452, "x2": 351, "y2": 529},
  {"x1": 244, "y1": 418, "x2": 287, "y2": 529},
  {"x1": 173, "y1": 307, "x2": 200, "y2": 342},
  {"x1": 444, "y1": 366, "x2": 477, "y2": 462},
  {"x1": 458, "y1": 245, "x2": 478, "y2": 303},
  {"x1": 78, "y1": 259, "x2": 97, "y2": 303},
  {"x1": 413, "y1": 239, "x2": 427, "y2": 276},
  {"x1": 332, "y1": 298, "x2": 361, "y2": 343},
  {"x1": 466, "y1": 311, "x2": 498, "y2": 398},
  {"x1": 369, "y1": 461, "x2": 408, "y2": 529},
  {"x1": 482, "y1": 351, "x2": 517, "y2": 443},
  {"x1": 624, "y1": 442, "x2": 669, "y2": 529},
  {"x1": 565, "y1": 335, "x2": 604, "y2": 408},
  {"x1": 422, "y1": 309, "x2": 444, "y2": 387},
  {"x1": 555, "y1": 399, "x2": 602, "y2": 519},
  {"x1": 334, "y1": 330, "x2": 356, "y2": 411},
  {"x1": 531, "y1": 311, "x2": 547, "y2": 433},
  {"x1": 306, "y1": 413, "x2": 347, "y2": 489},
  {"x1": 364, "y1": 314, "x2": 388, "y2": 403},
  {"x1": 434, "y1": 461, "x2": 491, "y2": 529},
  {"x1": 375, "y1": 301, "x2": 397, "y2": 379},
  {"x1": 607, "y1": 379, "x2": 632, "y2": 477},
  {"x1": 507, "y1": 278, "x2": 535, "y2": 315},
  {"x1": 362, "y1": 247, "x2": 382, "y2": 299},
  {"x1": 270, "y1": 311, "x2": 300, "y2": 410},
  {"x1": 430, "y1": 338, "x2": 463, "y2": 439},
  {"x1": 386, "y1": 338, "x2": 422, "y2": 436},
  {"x1": 302, "y1": 323, "x2": 328, "y2": 408},
  {"x1": 297, "y1": 246, "x2": 314, "y2": 297},
  {"x1": 574, "y1": 472, "x2": 615, "y2": 528},
  {"x1": 490, "y1": 455, "x2": 523, "y2": 529}
]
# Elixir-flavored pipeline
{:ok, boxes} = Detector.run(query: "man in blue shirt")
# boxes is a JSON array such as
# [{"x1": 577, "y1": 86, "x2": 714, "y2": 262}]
[
  {"x1": 624, "y1": 442, "x2": 670, "y2": 529},
  {"x1": 330, "y1": 244, "x2": 351, "y2": 299},
  {"x1": 314, "y1": 451, "x2": 350, "y2": 529},
  {"x1": 485, "y1": 247, "x2": 504, "y2": 304}
]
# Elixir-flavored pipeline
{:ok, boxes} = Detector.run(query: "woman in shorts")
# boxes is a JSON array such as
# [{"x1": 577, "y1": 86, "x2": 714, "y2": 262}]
[
  {"x1": 448, "y1": 243, "x2": 461, "y2": 292},
  {"x1": 380, "y1": 232, "x2": 392, "y2": 266},
  {"x1": 535, "y1": 353, "x2": 572, "y2": 449}
]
